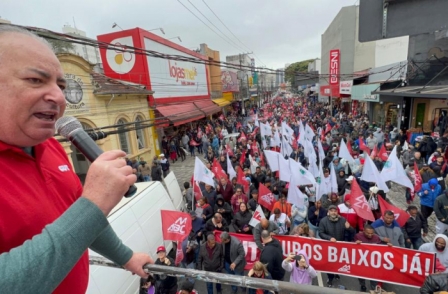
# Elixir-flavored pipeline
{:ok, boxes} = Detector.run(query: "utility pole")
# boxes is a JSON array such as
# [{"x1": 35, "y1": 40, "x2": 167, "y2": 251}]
[{"x1": 239, "y1": 53, "x2": 245, "y2": 116}]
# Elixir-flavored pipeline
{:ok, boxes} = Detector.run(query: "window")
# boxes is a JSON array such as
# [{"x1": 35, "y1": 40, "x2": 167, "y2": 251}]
[
  {"x1": 135, "y1": 115, "x2": 146, "y2": 149},
  {"x1": 75, "y1": 122, "x2": 92, "y2": 161},
  {"x1": 117, "y1": 119, "x2": 131, "y2": 154}
]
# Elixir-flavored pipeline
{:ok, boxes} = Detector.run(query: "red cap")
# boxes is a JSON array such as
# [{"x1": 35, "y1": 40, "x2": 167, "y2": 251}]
[
  {"x1": 156, "y1": 246, "x2": 166, "y2": 253},
  {"x1": 344, "y1": 194, "x2": 351, "y2": 203}
]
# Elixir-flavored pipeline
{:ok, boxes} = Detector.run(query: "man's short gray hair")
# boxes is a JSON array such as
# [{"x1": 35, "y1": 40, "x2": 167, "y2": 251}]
[
  {"x1": 207, "y1": 234, "x2": 215, "y2": 241},
  {"x1": 0, "y1": 24, "x2": 53, "y2": 52},
  {"x1": 220, "y1": 231, "x2": 230, "y2": 241},
  {"x1": 261, "y1": 230, "x2": 270, "y2": 240}
]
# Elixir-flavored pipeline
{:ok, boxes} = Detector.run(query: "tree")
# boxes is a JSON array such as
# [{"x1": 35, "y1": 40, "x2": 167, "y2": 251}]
[
  {"x1": 42, "y1": 35, "x2": 75, "y2": 53},
  {"x1": 285, "y1": 59, "x2": 315, "y2": 90}
]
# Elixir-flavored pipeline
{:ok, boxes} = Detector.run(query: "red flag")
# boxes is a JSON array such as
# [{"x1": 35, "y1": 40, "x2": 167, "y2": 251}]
[
  {"x1": 237, "y1": 168, "x2": 249, "y2": 194},
  {"x1": 325, "y1": 123, "x2": 332, "y2": 134},
  {"x1": 225, "y1": 144, "x2": 234, "y2": 157},
  {"x1": 197, "y1": 127, "x2": 203, "y2": 139},
  {"x1": 379, "y1": 144, "x2": 388, "y2": 161},
  {"x1": 250, "y1": 127, "x2": 259, "y2": 138},
  {"x1": 377, "y1": 196, "x2": 410, "y2": 227},
  {"x1": 358, "y1": 137, "x2": 371, "y2": 154},
  {"x1": 193, "y1": 180, "x2": 203, "y2": 200},
  {"x1": 175, "y1": 241, "x2": 184, "y2": 266},
  {"x1": 350, "y1": 179, "x2": 375, "y2": 222},
  {"x1": 259, "y1": 152, "x2": 266, "y2": 167},
  {"x1": 414, "y1": 161, "x2": 423, "y2": 192},
  {"x1": 238, "y1": 131, "x2": 247, "y2": 142},
  {"x1": 219, "y1": 114, "x2": 225, "y2": 121},
  {"x1": 212, "y1": 158, "x2": 228, "y2": 181},
  {"x1": 189, "y1": 138, "x2": 199, "y2": 146},
  {"x1": 347, "y1": 140, "x2": 354, "y2": 155},
  {"x1": 239, "y1": 150, "x2": 246, "y2": 167},
  {"x1": 205, "y1": 125, "x2": 211, "y2": 134},
  {"x1": 371, "y1": 144, "x2": 378, "y2": 158},
  {"x1": 251, "y1": 141, "x2": 259, "y2": 155},
  {"x1": 258, "y1": 183, "x2": 275, "y2": 211},
  {"x1": 236, "y1": 122, "x2": 242, "y2": 129},
  {"x1": 161, "y1": 210, "x2": 192, "y2": 241},
  {"x1": 292, "y1": 135, "x2": 298, "y2": 150}
]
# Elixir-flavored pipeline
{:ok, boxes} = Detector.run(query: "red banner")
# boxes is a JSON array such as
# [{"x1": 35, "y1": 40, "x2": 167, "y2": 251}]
[
  {"x1": 217, "y1": 232, "x2": 435, "y2": 288},
  {"x1": 161, "y1": 210, "x2": 192, "y2": 241}
]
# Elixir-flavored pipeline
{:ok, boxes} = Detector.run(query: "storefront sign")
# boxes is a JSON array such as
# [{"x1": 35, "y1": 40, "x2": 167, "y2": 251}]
[
  {"x1": 341, "y1": 97, "x2": 351, "y2": 102},
  {"x1": 64, "y1": 73, "x2": 90, "y2": 114},
  {"x1": 340, "y1": 80, "x2": 353, "y2": 94},
  {"x1": 329, "y1": 49, "x2": 340, "y2": 85},
  {"x1": 215, "y1": 232, "x2": 435, "y2": 288},
  {"x1": 351, "y1": 83, "x2": 381, "y2": 102}
]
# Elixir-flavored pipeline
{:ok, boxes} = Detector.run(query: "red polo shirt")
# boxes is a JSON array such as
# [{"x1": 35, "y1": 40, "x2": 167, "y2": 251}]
[{"x1": 0, "y1": 138, "x2": 86, "y2": 293}]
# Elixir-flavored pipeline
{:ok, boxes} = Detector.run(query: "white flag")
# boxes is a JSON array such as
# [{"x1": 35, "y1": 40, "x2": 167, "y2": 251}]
[
  {"x1": 305, "y1": 124, "x2": 315, "y2": 141},
  {"x1": 360, "y1": 155, "x2": 389, "y2": 192},
  {"x1": 272, "y1": 130, "x2": 281, "y2": 147},
  {"x1": 279, "y1": 155, "x2": 291, "y2": 182},
  {"x1": 254, "y1": 114, "x2": 260, "y2": 127},
  {"x1": 316, "y1": 162, "x2": 327, "y2": 201},
  {"x1": 403, "y1": 141, "x2": 409, "y2": 151},
  {"x1": 249, "y1": 205, "x2": 266, "y2": 227},
  {"x1": 194, "y1": 157, "x2": 215, "y2": 187},
  {"x1": 330, "y1": 164, "x2": 338, "y2": 193},
  {"x1": 338, "y1": 139, "x2": 354, "y2": 163},
  {"x1": 298, "y1": 122, "x2": 306, "y2": 147},
  {"x1": 287, "y1": 178, "x2": 307, "y2": 207},
  {"x1": 308, "y1": 153, "x2": 320, "y2": 177},
  {"x1": 281, "y1": 135, "x2": 293, "y2": 158},
  {"x1": 317, "y1": 139, "x2": 326, "y2": 162},
  {"x1": 281, "y1": 121, "x2": 294, "y2": 142},
  {"x1": 226, "y1": 154, "x2": 237, "y2": 181},
  {"x1": 380, "y1": 146, "x2": 413, "y2": 190},
  {"x1": 249, "y1": 155, "x2": 259, "y2": 174},
  {"x1": 289, "y1": 158, "x2": 317, "y2": 186},
  {"x1": 264, "y1": 150, "x2": 280, "y2": 172}
]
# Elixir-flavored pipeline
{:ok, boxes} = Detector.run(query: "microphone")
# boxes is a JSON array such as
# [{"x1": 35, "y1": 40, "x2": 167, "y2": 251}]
[{"x1": 56, "y1": 116, "x2": 137, "y2": 198}]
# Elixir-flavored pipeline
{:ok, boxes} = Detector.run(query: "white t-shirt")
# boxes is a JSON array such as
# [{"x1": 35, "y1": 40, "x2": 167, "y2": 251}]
[{"x1": 269, "y1": 213, "x2": 290, "y2": 235}]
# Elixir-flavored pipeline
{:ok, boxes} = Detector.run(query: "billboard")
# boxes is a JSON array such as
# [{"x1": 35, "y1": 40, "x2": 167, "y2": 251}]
[
  {"x1": 221, "y1": 70, "x2": 239, "y2": 92},
  {"x1": 97, "y1": 28, "x2": 210, "y2": 104}
]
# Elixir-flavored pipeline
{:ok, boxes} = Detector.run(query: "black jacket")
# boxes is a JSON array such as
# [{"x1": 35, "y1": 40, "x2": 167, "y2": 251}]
[
  {"x1": 420, "y1": 273, "x2": 448, "y2": 294},
  {"x1": 197, "y1": 243, "x2": 224, "y2": 272},
  {"x1": 154, "y1": 257, "x2": 177, "y2": 291},
  {"x1": 233, "y1": 210, "x2": 252, "y2": 233},
  {"x1": 260, "y1": 238, "x2": 285, "y2": 281},
  {"x1": 214, "y1": 195, "x2": 232, "y2": 224},
  {"x1": 204, "y1": 218, "x2": 229, "y2": 236},
  {"x1": 151, "y1": 164, "x2": 163, "y2": 181},
  {"x1": 435, "y1": 194, "x2": 448, "y2": 225},
  {"x1": 319, "y1": 216, "x2": 355, "y2": 241},
  {"x1": 403, "y1": 212, "x2": 428, "y2": 239}
]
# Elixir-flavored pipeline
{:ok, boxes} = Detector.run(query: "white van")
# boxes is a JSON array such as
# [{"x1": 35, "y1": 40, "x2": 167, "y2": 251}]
[{"x1": 86, "y1": 172, "x2": 184, "y2": 294}]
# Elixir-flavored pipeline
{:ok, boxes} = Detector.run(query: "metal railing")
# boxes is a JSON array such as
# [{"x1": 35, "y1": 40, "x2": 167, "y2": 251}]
[{"x1": 90, "y1": 256, "x2": 364, "y2": 294}]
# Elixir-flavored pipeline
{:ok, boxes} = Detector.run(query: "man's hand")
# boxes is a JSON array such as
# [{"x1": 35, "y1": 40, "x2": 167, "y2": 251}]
[
  {"x1": 423, "y1": 232, "x2": 428, "y2": 237},
  {"x1": 345, "y1": 221, "x2": 350, "y2": 229},
  {"x1": 330, "y1": 238, "x2": 337, "y2": 242},
  {"x1": 383, "y1": 237, "x2": 390, "y2": 243},
  {"x1": 124, "y1": 252, "x2": 154, "y2": 278},
  {"x1": 406, "y1": 238, "x2": 411, "y2": 243},
  {"x1": 424, "y1": 190, "x2": 429, "y2": 195},
  {"x1": 83, "y1": 150, "x2": 137, "y2": 216},
  {"x1": 230, "y1": 263, "x2": 236, "y2": 270},
  {"x1": 387, "y1": 243, "x2": 393, "y2": 247},
  {"x1": 270, "y1": 232, "x2": 276, "y2": 236},
  {"x1": 356, "y1": 240, "x2": 362, "y2": 244}
]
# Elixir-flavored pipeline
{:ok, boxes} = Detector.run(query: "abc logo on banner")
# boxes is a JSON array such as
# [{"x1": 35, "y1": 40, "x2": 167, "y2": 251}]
[{"x1": 161, "y1": 210, "x2": 192, "y2": 241}]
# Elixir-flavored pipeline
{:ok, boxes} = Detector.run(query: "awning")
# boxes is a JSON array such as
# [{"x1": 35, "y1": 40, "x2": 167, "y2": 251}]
[
  {"x1": 373, "y1": 85, "x2": 448, "y2": 99},
  {"x1": 193, "y1": 100, "x2": 222, "y2": 115},
  {"x1": 212, "y1": 98, "x2": 231, "y2": 107},
  {"x1": 156, "y1": 103, "x2": 205, "y2": 127}
]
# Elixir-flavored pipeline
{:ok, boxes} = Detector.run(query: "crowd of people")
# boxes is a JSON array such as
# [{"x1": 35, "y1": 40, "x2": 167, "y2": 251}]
[{"x1": 139, "y1": 94, "x2": 448, "y2": 294}]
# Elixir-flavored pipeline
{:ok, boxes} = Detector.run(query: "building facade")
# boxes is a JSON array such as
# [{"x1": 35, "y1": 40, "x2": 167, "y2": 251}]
[
  {"x1": 57, "y1": 53, "x2": 156, "y2": 181},
  {"x1": 62, "y1": 25, "x2": 102, "y2": 65}
]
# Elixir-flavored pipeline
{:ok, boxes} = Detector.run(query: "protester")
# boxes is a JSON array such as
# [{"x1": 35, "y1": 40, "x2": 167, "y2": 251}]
[
  {"x1": 231, "y1": 186, "x2": 248, "y2": 213},
  {"x1": 232, "y1": 202, "x2": 252, "y2": 234},
  {"x1": 259, "y1": 230, "x2": 285, "y2": 281},
  {"x1": 154, "y1": 246, "x2": 178, "y2": 294},
  {"x1": 205, "y1": 213, "x2": 229, "y2": 237},
  {"x1": 247, "y1": 261, "x2": 273, "y2": 294},
  {"x1": 271, "y1": 194, "x2": 292, "y2": 218},
  {"x1": 372, "y1": 210, "x2": 405, "y2": 247},
  {"x1": 214, "y1": 195, "x2": 232, "y2": 224},
  {"x1": 403, "y1": 205, "x2": 428, "y2": 249},
  {"x1": 308, "y1": 200, "x2": 327, "y2": 238},
  {"x1": 176, "y1": 280, "x2": 198, "y2": 294},
  {"x1": 196, "y1": 234, "x2": 223, "y2": 294},
  {"x1": 253, "y1": 219, "x2": 280, "y2": 250},
  {"x1": 417, "y1": 178, "x2": 442, "y2": 220},
  {"x1": 434, "y1": 190, "x2": 448, "y2": 234},
  {"x1": 354, "y1": 225, "x2": 382, "y2": 291},
  {"x1": 220, "y1": 232, "x2": 247, "y2": 294},
  {"x1": 419, "y1": 234, "x2": 448, "y2": 271},
  {"x1": 281, "y1": 251, "x2": 317, "y2": 285},
  {"x1": 269, "y1": 208, "x2": 291, "y2": 235},
  {"x1": 0, "y1": 26, "x2": 153, "y2": 293}
]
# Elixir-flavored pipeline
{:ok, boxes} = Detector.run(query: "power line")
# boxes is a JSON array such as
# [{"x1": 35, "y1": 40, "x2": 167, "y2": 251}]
[
  {"x1": 184, "y1": 0, "x2": 248, "y2": 53},
  {"x1": 201, "y1": 0, "x2": 266, "y2": 67},
  {"x1": 175, "y1": 0, "x2": 245, "y2": 53}
]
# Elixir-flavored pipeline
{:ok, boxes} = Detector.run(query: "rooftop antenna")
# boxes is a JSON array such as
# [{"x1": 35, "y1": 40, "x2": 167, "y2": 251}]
[{"x1": 73, "y1": 17, "x2": 78, "y2": 30}]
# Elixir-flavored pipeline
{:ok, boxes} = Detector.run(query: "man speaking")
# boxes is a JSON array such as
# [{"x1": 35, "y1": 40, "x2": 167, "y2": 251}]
[{"x1": 0, "y1": 25, "x2": 153, "y2": 293}]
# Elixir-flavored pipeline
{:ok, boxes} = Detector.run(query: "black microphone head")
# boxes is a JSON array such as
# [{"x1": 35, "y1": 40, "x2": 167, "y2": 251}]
[{"x1": 56, "y1": 116, "x2": 83, "y2": 139}]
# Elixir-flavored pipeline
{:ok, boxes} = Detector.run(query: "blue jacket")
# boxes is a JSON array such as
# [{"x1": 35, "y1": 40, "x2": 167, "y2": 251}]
[{"x1": 418, "y1": 178, "x2": 442, "y2": 208}]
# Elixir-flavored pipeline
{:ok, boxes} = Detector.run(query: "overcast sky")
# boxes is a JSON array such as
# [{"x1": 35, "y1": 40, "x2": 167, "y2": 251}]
[{"x1": 1, "y1": 0, "x2": 357, "y2": 70}]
